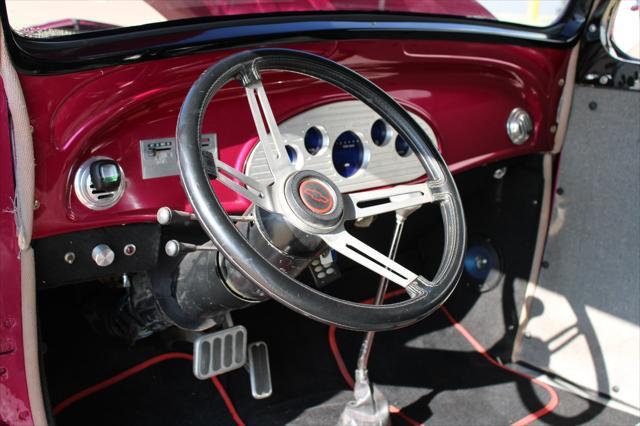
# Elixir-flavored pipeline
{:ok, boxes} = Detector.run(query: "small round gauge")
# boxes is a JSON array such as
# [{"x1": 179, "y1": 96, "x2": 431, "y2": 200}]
[
  {"x1": 332, "y1": 131, "x2": 364, "y2": 178},
  {"x1": 395, "y1": 135, "x2": 412, "y2": 157},
  {"x1": 304, "y1": 126, "x2": 327, "y2": 155},
  {"x1": 371, "y1": 119, "x2": 392, "y2": 146},
  {"x1": 285, "y1": 145, "x2": 301, "y2": 168}
]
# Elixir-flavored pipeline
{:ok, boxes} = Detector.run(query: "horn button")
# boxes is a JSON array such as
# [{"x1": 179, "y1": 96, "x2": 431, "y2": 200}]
[{"x1": 285, "y1": 171, "x2": 344, "y2": 229}]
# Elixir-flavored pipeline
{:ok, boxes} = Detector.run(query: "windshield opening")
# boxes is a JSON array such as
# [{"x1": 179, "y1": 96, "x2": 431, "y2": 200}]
[{"x1": 6, "y1": 0, "x2": 572, "y2": 40}]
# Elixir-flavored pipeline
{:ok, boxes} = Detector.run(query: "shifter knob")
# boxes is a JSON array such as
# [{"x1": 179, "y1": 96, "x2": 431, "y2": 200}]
[{"x1": 92, "y1": 244, "x2": 115, "y2": 267}]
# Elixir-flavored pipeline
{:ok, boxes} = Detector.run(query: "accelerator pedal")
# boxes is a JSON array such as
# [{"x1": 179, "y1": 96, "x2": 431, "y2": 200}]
[
  {"x1": 248, "y1": 341, "x2": 273, "y2": 399},
  {"x1": 193, "y1": 325, "x2": 247, "y2": 379}
]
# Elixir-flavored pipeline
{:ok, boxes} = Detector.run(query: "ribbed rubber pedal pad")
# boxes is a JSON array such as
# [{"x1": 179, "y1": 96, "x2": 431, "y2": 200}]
[{"x1": 193, "y1": 326, "x2": 247, "y2": 380}]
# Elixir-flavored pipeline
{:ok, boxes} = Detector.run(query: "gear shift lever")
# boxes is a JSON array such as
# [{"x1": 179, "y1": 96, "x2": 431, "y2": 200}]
[{"x1": 338, "y1": 199, "x2": 422, "y2": 426}]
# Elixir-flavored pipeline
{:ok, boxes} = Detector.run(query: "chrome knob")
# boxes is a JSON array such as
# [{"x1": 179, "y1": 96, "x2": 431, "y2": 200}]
[
  {"x1": 506, "y1": 108, "x2": 533, "y2": 145},
  {"x1": 92, "y1": 244, "x2": 115, "y2": 267}
]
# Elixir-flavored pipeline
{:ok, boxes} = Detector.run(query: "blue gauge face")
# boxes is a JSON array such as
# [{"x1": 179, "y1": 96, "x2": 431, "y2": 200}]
[
  {"x1": 304, "y1": 127, "x2": 325, "y2": 155},
  {"x1": 371, "y1": 119, "x2": 390, "y2": 146},
  {"x1": 395, "y1": 135, "x2": 412, "y2": 157},
  {"x1": 285, "y1": 145, "x2": 298, "y2": 165},
  {"x1": 332, "y1": 131, "x2": 364, "y2": 178}
]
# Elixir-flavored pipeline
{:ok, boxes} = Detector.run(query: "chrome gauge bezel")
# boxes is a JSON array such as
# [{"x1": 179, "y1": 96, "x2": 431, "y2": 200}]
[{"x1": 73, "y1": 156, "x2": 126, "y2": 210}]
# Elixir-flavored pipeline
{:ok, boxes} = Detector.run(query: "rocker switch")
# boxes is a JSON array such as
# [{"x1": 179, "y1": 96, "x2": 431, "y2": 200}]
[{"x1": 90, "y1": 159, "x2": 121, "y2": 192}]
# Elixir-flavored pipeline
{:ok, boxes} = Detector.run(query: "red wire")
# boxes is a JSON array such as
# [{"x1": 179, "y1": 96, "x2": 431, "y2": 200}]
[
  {"x1": 211, "y1": 374, "x2": 246, "y2": 426},
  {"x1": 52, "y1": 352, "x2": 245, "y2": 426},
  {"x1": 52, "y1": 297, "x2": 558, "y2": 426},
  {"x1": 328, "y1": 293, "x2": 559, "y2": 426},
  {"x1": 439, "y1": 306, "x2": 559, "y2": 426}
]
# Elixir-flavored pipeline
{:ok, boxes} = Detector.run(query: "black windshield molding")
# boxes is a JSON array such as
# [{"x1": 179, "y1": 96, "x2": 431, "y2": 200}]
[{"x1": 1, "y1": 1, "x2": 594, "y2": 75}]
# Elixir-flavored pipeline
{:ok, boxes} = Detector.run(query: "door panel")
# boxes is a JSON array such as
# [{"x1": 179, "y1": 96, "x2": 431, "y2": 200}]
[{"x1": 516, "y1": 85, "x2": 640, "y2": 412}]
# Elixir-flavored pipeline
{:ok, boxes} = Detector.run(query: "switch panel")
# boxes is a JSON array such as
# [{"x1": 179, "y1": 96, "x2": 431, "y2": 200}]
[{"x1": 140, "y1": 134, "x2": 217, "y2": 179}]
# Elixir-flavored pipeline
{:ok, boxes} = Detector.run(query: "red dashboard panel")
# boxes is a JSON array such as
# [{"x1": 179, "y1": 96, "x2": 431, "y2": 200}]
[{"x1": 19, "y1": 39, "x2": 570, "y2": 239}]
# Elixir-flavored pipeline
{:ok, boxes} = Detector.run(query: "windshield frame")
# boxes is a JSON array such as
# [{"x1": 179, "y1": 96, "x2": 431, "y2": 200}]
[{"x1": 0, "y1": 0, "x2": 593, "y2": 76}]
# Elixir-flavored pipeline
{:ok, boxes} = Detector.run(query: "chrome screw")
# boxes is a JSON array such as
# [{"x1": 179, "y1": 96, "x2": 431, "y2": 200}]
[
  {"x1": 493, "y1": 167, "x2": 507, "y2": 179},
  {"x1": 64, "y1": 252, "x2": 76, "y2": 264}
]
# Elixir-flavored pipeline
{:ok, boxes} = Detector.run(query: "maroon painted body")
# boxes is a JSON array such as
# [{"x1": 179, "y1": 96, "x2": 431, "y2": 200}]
[
  {"x1": 20, "y1": 39, "x2": 570, "y2": 239},
  {"x1": 146, "y1": 0, "x2": 493, "y2": 21},
  {"x1": 0, "y1": 81, "x2": 34, "y2": 425}
]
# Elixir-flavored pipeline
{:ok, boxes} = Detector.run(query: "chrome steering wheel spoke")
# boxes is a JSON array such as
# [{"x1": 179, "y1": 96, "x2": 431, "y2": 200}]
[
  {"x1": 216, "y1": 160, "x2": 275, "y2": 212},
  {"x1": 343, "y1": 182, "x2": 434, "y2": 220},
  {"x1": 321, "y1": 227, "x2": 432, "y2": 290},
  {"x1": 241, "y1": 70, "x2": 293, "y2": 178}
]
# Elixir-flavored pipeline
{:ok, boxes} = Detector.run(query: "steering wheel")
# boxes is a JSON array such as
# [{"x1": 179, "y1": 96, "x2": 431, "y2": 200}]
[{"x1": 176, "y1": 49, "x2": 466, "y2": 332}]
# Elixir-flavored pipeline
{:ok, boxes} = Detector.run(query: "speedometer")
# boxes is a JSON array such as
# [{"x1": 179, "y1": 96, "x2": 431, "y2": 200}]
[{"x1": 332, "y1": 131, "x2": 364, "y2": 178}]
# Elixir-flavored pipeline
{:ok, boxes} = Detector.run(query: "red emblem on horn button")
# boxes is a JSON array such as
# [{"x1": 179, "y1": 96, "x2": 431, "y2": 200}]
[{"x1": 299, "y1": 178, "x2": 335, "y2": 215}]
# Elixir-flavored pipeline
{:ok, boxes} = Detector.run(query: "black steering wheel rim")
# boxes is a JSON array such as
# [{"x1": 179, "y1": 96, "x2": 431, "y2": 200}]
[{"x1": 177, "y1": 48, "x2": 466, "y2": 332}]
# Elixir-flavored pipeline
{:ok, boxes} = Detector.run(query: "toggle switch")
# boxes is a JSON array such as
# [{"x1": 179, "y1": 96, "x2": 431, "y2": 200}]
[{"x1": 90, "y1": 159, "x2": 122, "y2": 192}]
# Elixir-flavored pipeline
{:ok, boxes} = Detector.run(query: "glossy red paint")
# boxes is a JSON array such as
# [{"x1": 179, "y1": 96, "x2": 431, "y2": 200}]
[
  {"x1": 0, "y1": 80, "x2": 33, "y2": 425},
  {"x1": 19, "y1": 39, "x2": 571, "y2": 239},
  {"x1": 147, "y1": 0, "x2": 492, "y2": 22}
]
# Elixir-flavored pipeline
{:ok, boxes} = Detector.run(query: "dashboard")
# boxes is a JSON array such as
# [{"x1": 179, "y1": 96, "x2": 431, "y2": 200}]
[
  {"x1": 245, "y1": 100, "x2": 437, "y2": 192},
  {"x1": 18, "y1": 39, "x2": 569, "y2": 239}
]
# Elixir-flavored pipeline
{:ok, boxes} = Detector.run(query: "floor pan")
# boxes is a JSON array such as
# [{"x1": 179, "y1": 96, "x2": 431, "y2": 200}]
[{"x1": 42, "y1": 281, "x2": 639, "y2": 425}]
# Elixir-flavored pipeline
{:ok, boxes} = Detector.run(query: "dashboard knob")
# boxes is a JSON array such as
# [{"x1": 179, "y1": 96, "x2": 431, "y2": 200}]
[
  {"x1": 92, "y1": 244, "x2": 115, "y2": 267},
  {"x1": 506, "y1": 108, "x2": 533, "y2": 145}
]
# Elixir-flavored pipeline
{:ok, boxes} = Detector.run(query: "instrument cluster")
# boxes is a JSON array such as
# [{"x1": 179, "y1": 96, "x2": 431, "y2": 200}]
[{"x1": 245, "y1": 100, "x2": 437, "y2": 193}]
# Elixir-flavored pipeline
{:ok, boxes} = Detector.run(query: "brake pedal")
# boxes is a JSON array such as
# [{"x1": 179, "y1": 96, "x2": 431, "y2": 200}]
[
  {"x1": 248, "y1": 341, "x2": 272, "y2": 399},
  {"x1": 193, "y1": 325, "x2": 247, "y2": 380}
]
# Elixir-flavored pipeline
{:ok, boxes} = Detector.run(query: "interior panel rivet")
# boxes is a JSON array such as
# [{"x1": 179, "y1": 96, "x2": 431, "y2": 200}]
[
  {"x1": 550, "y1": 125, "x2": 557, "y2": 134},
  {"x1": 123, "y1": 244, "x2": 137, "y2": 256},
  {"x1": 558, "y1": 78, "x2": 565, "y2": 87},
  {"x1": 612, "y1": 385, "x2": 620, "y2": 393},
  {"x1": 33, "y1": 199, "x2": 40, "y2": 210},
  {"x1": 63, "y1": 252, "x2": 76, "y2": 264},
  {"x1": 493, "y1": 167, "x2": 507, "y2": 179},
  {"x1": 588, "y1": 101, "x2": 598, "y2": 111}
]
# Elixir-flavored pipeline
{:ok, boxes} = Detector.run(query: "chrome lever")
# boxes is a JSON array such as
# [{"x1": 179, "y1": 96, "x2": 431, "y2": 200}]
[
  {"x1": 157, "y1": 206, "x2": 254, "y2": 226},
  {"x1": 164, "y1": 240, "x2": 217, "y2": 257},
  {"x1": 340, "y1": 202, "x2": 421, "y2": 425}
]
